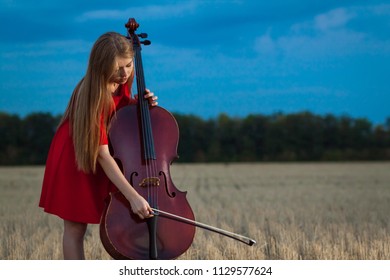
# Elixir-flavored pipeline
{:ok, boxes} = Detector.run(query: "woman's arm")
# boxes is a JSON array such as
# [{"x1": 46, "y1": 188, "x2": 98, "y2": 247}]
[{"x1": 97, "y1": 145, "x2": 153, "y2": 219}]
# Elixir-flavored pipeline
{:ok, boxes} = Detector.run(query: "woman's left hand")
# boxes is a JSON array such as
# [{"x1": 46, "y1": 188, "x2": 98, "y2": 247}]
[{"x1": 144, "y1": 89, "x2": 158, "y2": 106}]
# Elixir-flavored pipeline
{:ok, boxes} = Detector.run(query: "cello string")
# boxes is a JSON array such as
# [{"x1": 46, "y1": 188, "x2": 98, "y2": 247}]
[
  {"x1": 142, "y1": 77, "x2": 154, "y2": 207},
  {"x1": 134, "y1": 36, "x2": 160, "y2": 212},
  {"x1": 136, "y1": 46, "x2": 159, "y2": 208},
  {"x1": 135, "y1": 48, "x2": 151, "y2": 204}
]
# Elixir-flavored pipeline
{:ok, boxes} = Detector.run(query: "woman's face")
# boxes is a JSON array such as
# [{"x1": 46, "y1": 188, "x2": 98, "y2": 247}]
[{"x1": 112, "y1": 56, "x2": 133, "y2": 85}]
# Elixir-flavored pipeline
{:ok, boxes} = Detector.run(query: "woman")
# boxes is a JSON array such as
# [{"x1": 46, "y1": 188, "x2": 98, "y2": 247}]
[{"x1": 39, "y1": 32, "x2": 157, "y2": 259}]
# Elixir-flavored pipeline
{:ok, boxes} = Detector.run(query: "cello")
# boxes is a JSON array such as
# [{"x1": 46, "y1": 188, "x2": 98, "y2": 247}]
[{"x1": 100, "y1": 18, "x2": 255, "y2": 260}]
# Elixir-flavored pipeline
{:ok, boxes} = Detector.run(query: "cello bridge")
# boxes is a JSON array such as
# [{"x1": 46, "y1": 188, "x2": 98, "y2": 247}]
[{"x1": 139, "y1": 177, "x2": 160, "y2": 188}]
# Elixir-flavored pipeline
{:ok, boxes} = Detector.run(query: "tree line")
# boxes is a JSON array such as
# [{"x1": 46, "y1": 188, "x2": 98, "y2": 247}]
[{"x1": 0, "y1": 111, "x2": 389, "y2": 165}]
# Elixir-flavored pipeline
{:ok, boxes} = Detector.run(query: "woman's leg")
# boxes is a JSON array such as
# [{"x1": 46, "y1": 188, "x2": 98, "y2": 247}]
[{"x1": 63, "y1": 220, "x2": 88, "y2": 259}]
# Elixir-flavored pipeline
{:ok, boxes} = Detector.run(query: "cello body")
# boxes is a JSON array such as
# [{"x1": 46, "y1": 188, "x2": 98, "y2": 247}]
[{"x1": 100, "y1": 103, "x2": 195, "y2": 260}]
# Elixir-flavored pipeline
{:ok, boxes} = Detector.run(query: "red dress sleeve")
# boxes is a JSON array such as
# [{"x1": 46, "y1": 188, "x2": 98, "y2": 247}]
[
  {"x1": 114, "y1": 83, "x2": 137, "y2": 110},
  {"x1": 100, "y1": 116, "x2": 108, "y2": 145},
  {"x1": 103, "y1": 83, "x2": 136, "y2": 144}
]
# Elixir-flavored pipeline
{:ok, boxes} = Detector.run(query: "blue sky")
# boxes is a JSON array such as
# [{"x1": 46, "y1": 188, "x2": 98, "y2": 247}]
[{"x1": 0, "y1": 0, "x2": 389, "y2": 124}]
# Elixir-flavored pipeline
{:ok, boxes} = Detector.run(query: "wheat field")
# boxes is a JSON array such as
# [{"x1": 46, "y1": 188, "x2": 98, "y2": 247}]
[{"x1": 1, "y1": 162, "x2": 390, "y2": 260}]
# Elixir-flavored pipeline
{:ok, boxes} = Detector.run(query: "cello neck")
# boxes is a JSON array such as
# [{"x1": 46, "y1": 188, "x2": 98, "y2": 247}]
[{"x1": 126, "y1": 18, "x2": 156, "y2": 160}]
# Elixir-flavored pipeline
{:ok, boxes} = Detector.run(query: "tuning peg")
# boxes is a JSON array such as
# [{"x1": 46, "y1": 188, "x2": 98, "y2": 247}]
[
  {"x1": 141, "y1": 40, "x2": 151, "y2": 45},
  {"x1": 138, "y1": 33, "x2": 148, "y2": 38}
]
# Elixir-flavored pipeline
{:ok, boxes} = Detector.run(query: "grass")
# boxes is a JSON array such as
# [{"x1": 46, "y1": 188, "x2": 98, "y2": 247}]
[{"x1": 1, "y1": 162, "x2": 390, "y2": 260}]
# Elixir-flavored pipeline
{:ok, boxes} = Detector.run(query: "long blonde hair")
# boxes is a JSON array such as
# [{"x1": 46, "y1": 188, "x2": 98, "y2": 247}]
[{"x1": 62, "y1": 32, "x2": 133, "y2": 173}]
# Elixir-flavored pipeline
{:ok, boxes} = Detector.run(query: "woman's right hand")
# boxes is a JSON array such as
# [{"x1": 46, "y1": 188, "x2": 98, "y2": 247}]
[
  {"x1": 97, "y1": 145, "x2": 154, "y2": 220},
  {"x1": 127, "y1": 193, "x2": 154, "y2": 220}
]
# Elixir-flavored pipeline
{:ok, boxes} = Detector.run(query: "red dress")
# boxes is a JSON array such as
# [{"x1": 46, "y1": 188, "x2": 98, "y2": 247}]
[{"x1": 39, "y1": 84, "x2": 136, "y2": 224}]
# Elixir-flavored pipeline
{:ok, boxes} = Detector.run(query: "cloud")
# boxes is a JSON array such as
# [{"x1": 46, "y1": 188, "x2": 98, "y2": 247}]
[
  {"x1": 77, "y1": 2, "x2": 198, "y2": 22},
  {"x1": 369, "y1": 3, "x2": 390, "y2": 15},
  {"x1": 314, "y1": 8, "x2": 355, "y2": 31},
  {"x1": 0, "y1": 39, "x2": 89, "y2": 96},
  {"x1": 1, "y1": 40, "x2": 91, "y2": 59},
  {"x1": 253, "y1": 5, "x2": 390, "y2": 59}
]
